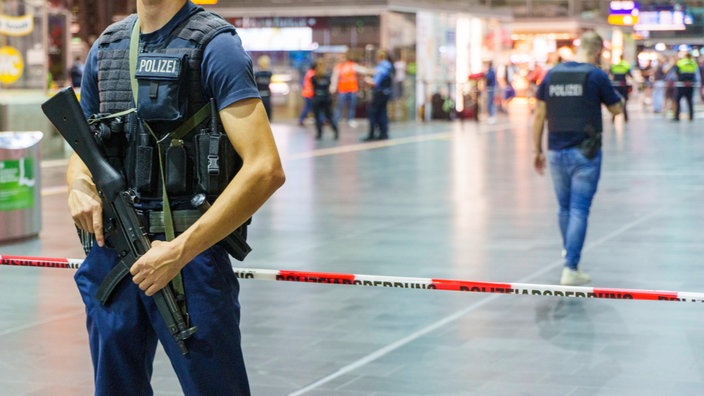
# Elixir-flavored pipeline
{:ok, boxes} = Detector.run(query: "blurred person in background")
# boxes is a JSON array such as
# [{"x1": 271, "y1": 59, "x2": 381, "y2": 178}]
[
  {"x1": 298, "y1": 62, "x2": 317, "y2": 126},
  {"x1": 532, "y1": 31, "x2": 623, "y2": 286},
  {"x1": 362, "y1": 49, "x2": 394, "y2": 141},
  {"x1": 254, "y1": 55, "x2": 273, "y2": 120},
  {"x1": 652, "y1": 55, "x2": 667, "y2": 113},
  {"x1": 393, "y1": 56, "x2": 407, "y2": 101},
  {"x1": 609, "y1": 57, "x2": 633, "y2": 122},
  {"x1": 674, "y1": 52, "x2": 698, "y2": 122},
  {"x1": 484, "y1": 60, "x2": 497, "y2": 124},
  {"x1": 332, "y1": 52, "x2": 364, "y2": 128},
  {"x1": 699, "y1": 56, "x2": 704, "y2": 101},
  {"x1": 526, "y1": 63, "x2": 546, "y2": 99},
  {"x1": 311, "y1": 61, "x2": 339, "y2": 140},
  {"x1": 665, "y1": 55, "x2": 679, "y2": 117},
  {"x1": 69, "y1": 56, "x2": 84, "y2": 88}
]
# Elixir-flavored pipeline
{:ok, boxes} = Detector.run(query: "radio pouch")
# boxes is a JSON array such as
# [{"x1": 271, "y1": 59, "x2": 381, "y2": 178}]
[
  {"x1": 134, "y1": 128, "x2": 156, "y2": 193},
  {"x1": 165, "y1": 139, "x2": 188, "y2": 194}
]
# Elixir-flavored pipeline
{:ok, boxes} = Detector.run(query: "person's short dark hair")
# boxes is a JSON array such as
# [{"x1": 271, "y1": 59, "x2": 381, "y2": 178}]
[{"x1": 578, "y1": 31, "x2": 603, "y2": 55}]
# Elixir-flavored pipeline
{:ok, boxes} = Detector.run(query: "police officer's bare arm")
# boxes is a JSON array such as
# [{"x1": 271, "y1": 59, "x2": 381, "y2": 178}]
[
  {"x1": 607, "y1": 97, "x2": 624, "y2": 115},
  {"x1": 65, "y1": 154, "x2": 104, "y2": 246},
  {"x1": 532, "y1": 100, "x2": 547, "y2": 175},
  {"x1": 130, "y1": 98, "x2": 285, "y2": 296}
]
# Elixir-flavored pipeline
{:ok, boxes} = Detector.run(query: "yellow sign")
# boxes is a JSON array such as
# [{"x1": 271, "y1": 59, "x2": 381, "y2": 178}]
[
  {"x1": 608, "y1": 14, "x2": 638, "y2": 26},
  {"x1": 192, "y1": 0, "x2": 218, "y2": 4},
  {"x1": 0, "y1": 46, "x2": 24, "y2": 85}
]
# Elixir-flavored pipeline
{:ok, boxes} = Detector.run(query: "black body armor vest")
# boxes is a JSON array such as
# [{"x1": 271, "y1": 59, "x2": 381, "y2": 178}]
[
  {"x1": 94, "y1": 10, "x2": 241, "y2": 208},
  {"x1": 545, "y1": 63, "x2": 601, "y2": 134}
]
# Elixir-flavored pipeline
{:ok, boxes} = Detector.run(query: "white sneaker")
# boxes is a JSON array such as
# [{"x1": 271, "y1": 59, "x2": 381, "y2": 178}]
[
  {"x1": 348, "y1": 120, "x2": 358, "y2": 128},
  {"x1": 560, "y1": 268, "x2": 591, "y2": 286}
]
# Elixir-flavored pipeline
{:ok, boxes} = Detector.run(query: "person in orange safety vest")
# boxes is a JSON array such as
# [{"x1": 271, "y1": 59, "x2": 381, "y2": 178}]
[
  {"x1": 332, "y1": 52, "x2": 366, "y2": 127},
  {"x1": 298, "y1": 62, "x2": 317, "y2": 126}
]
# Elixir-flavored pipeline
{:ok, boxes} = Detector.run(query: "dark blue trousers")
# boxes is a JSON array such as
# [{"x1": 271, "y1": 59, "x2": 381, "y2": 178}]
[
  {"x1": 75, "y1": 243, "x2": 250, "y2": 395},
  {"x1": 367, "y1": 92, "x2": 390, "y2": 139},
  {"x1": 675, "y1": 86, "x2": 694, "y2": 120}
]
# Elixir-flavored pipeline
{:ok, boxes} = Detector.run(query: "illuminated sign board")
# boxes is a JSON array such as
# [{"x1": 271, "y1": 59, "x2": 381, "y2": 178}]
[
  {"x1": 237, "y1": 27, "x2": 313, "y2": 51},
  {"x1": 634, "y1": 6, "x2": 693, "y2": 31},
  {"x1": 609, "y1": 1, "x2": 639, "y2": 26}
]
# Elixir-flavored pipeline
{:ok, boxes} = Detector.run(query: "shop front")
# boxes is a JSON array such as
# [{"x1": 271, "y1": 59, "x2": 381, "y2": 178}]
[
  {"x1": 0, "y1": 1, "x2": 69, "y2": 158},
  {"x1": 210, "y1": 0, "x2": 509, "y2": 122},
  {"x1": 507, "y1": 19, "x2": 629, "y2": 98}
]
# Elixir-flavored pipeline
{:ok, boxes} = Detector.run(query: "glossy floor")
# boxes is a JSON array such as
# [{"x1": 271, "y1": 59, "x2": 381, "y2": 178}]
[{"x1": 2, "y1": 102, "x2": 704, "y2": 395}]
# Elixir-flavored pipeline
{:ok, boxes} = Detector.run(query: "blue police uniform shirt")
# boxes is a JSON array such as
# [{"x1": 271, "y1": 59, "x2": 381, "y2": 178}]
[
  {"x1": 373, "y1": 60, "x2": 394, "y2": 91},
  {"x1": 80, "y1": 1, "x2": 259, "y2": 118},
  {"x1": 536, "y1": 61, "x2": 621, "y2": 150}
]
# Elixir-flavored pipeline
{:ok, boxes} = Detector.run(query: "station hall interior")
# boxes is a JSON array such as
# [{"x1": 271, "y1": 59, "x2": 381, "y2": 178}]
[{"x1": 3, "y1": 0, "x2": 704, "y2": 395}]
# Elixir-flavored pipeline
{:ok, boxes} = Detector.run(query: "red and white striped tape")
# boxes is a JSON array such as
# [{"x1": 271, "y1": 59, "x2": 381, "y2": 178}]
[
  {"x1": 2, "y1": 254, "x2": 703, "y2": 303},
  {"x1": 0, "y1": 255, "x2": 83, "y2": 269}
]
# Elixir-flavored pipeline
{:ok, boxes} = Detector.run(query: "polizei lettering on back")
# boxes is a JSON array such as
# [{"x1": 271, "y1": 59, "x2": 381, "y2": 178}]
[{"x1": 549, "y1": 84, "x2": 583, "y2": 97}]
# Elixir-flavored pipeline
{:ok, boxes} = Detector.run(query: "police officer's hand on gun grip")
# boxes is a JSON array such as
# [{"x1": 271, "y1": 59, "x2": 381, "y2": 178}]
[
  {"x1": 131, "y1": 239, "x2": 189, "y2": 297},
  {"x1": 68, "y1": 173, "x2": 105, "y2": 247}
]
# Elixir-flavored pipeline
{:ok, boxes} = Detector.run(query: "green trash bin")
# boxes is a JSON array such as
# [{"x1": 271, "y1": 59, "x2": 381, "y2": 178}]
[{"x1": 0, "y1": 131, "x2": 43, "y2": 241}]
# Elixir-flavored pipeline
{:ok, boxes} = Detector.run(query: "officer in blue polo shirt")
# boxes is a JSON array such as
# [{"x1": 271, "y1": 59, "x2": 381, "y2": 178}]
[{"x1": 532, "y1": 31, "x2": 623, "y2": 286}]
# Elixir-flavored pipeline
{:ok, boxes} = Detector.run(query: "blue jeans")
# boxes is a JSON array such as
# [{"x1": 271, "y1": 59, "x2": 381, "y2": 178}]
[
  {"x1": 547, "y1": 147, "x2": 602, "y2": 270},
  {"x1": 652, "y1": 80, "x2": 665, "y2": 112},
  {"x1": 487, "y1": 87, "x2": 496, "y2": 117},
  {"x1": 335, "y1": 91, "x2": 357, "y2": 123},
  {"x1": 298, "y1": 97, "x2": 314, "y2": 123}
]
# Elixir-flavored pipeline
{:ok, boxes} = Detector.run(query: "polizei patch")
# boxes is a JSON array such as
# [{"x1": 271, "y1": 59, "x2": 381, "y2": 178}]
[
  {"x1": 548, "y1": 83, "x2": 583, "y2": 97},
  {"x1": 135, "y1": 54, "x2": 183, "y2": 80}
]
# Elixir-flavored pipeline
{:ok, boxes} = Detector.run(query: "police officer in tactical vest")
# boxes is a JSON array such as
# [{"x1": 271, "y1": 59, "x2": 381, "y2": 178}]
[
  {"x1": 65, "y1": 1, "x2": 285, "y2": 394},
  {"x1": 532, "y1": 31, "x2": 624, "y2": 286},
  {"x1": 609, "y1": 57, "x2": 632, "y2": 122},
  {"x1": 674, "y1": 52, "x2": 698, "y2": 121}
]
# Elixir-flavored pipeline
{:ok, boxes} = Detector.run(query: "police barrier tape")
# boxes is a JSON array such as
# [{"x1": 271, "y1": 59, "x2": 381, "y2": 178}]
[
  {"x1": 612, "y1": 82, "x2": 701, "y2": 87},
  {"x1": 2, "y1": 254, "x2": 704, "y2": 303}
]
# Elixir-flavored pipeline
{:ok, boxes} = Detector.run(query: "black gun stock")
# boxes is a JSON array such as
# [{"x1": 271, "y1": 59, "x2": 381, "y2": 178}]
[
  {"x1": 41, "y1": 87, "x2": 124, "y2": 201},
  {"x1": 41, "y1": 87, "x2": 197, "y2": 355}
]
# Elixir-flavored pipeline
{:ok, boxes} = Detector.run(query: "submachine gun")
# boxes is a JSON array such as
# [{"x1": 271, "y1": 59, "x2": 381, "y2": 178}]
[{"x1": 41, "y1": 87, "x2": 197, "y2": 355}]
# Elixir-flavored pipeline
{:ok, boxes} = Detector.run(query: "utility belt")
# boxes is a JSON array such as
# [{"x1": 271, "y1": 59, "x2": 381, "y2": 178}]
[
  {"x1": 137, "y1": 208, "x2": 200, "y2": 234},
  {"x1": 136, "y1": 205, "x2": 251, "y2": 259}
]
